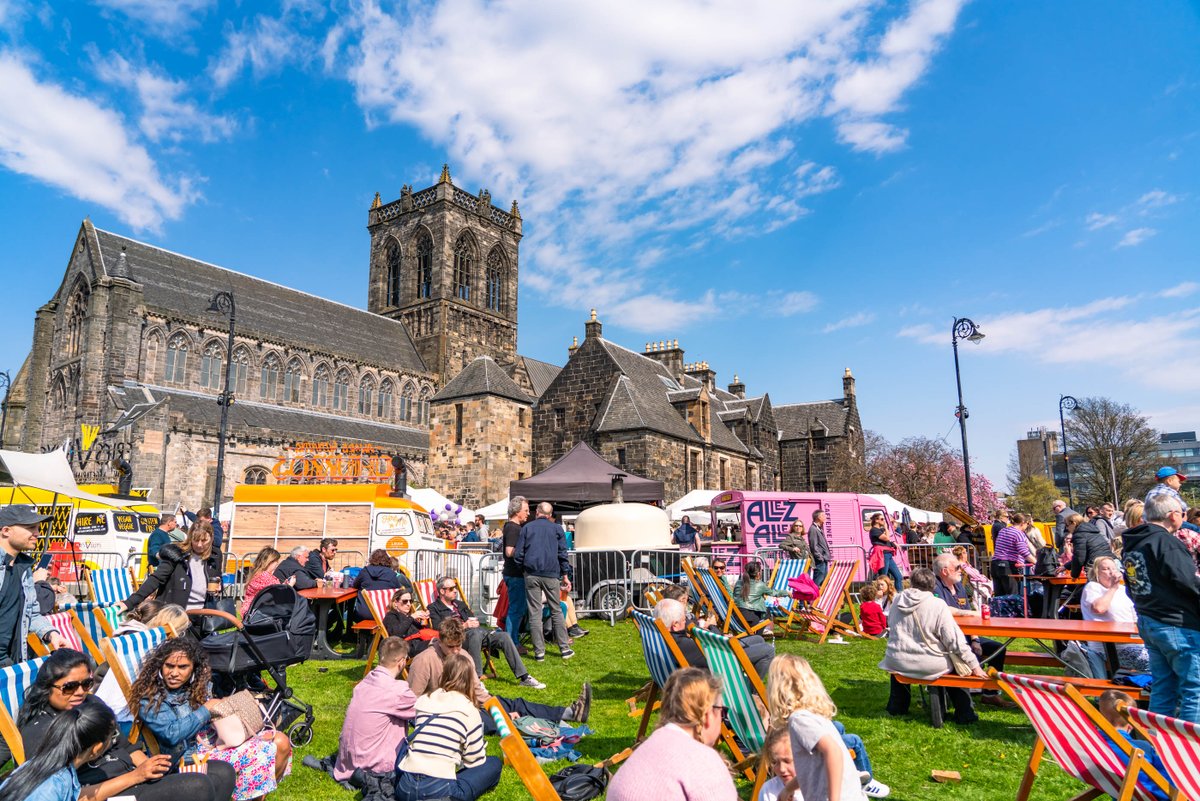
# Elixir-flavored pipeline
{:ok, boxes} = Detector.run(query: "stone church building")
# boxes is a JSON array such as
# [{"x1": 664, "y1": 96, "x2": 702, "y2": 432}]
[{"x1": 5, "y1": 166, "x2": 863, "y2": 510}]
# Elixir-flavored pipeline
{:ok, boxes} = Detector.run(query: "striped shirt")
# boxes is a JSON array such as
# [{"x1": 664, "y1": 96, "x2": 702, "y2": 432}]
[
  {"x1": 992, "y1": 525, "x2": 1035, "y2": 563},
  {"x1": 397, "y1": 689, "x2": 485, "y2": 780}
]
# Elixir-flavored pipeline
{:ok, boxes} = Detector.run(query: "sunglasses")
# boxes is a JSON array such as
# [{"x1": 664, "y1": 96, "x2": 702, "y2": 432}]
[
  {"x1": 55, "y1": 677, "x2": 96, "y2": 694},
  {"x1": 713, "y1": 565, "x2": 726, "y2": 572},
  {"x1": 397, "y1": 598, "x2": 413, "y2": 605},
  {"x1": 440, "y1": 585, "x2": 456, "y2": 591}
]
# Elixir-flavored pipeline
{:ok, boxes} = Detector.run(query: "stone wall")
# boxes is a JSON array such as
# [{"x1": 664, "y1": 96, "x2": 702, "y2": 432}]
[
  {"x1": 531, "y1": 336, "x2": 617, "y2": 472},
  {"x1": 428, "y1": 394, "x2": 531, "y2": 508}
]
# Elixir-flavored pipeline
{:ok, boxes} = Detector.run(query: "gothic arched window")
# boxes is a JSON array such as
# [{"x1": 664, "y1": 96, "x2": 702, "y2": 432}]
[
  {"x1": 358, "y1": 377, "x2": 375, "y2": 416},
  {"x1": 164, "y1": 334, "x2": 188, "y2": 384},
  {"x1": 243, "y1": 466, "x2": 269, "y2": 485},
  {"x1": 199, "y1": 342, "x2": 223, "y2": 390},
  {"x1": 416, "y1": 231, "x2": 433, "y2": 299},
  {"x1": 50, "y1": 373, "x2": 67, "y2": 410},
  {"x1": 399, "y1": 382, "x2": 415, "y2": 422},
  {"x1": 453, "y1": 235, "x2": 474, "y2": 302},
  {"x1": 65, "y1": 286, "x2": 89, "y2": 357},
  {"x1": 312, "y1": 364, "x2": 330, "y2": 407},
  {"x1": 231, "y1": 347, "x2": 251, "y2": 396},
  {"x1": 333, "y1": 369, "x2": 351, "y2": 412},
  {"x1": 283, "y1": 358, "x2": 304, "y2": 403},
  {"x1": 378, "y1": 379, "x2": 394, "y2": 419},
  {"x1": 260, "y1": 353, "x2": 281, "y2": 401},
  {"x1": 418, "y1": 386, "x2": 432, "y2": 425},
  {"x1": 384, "y1": 238, "x2": 402, "y2": 307},
  {"x1": 485, "y1": 248, "x2": 505, "y2": 312}
]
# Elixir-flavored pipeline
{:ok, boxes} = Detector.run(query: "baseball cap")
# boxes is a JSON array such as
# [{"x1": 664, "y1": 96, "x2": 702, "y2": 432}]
[
  {"x1": 1157, "y1": 467, "x2": 1188, "y2": 482},
  {"x1": 0, "y1": 504, "x2": 51, "y2": 527}
]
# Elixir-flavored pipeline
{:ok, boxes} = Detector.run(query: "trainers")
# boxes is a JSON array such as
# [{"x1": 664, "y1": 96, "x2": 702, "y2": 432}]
[
  {"x1": 863, "y1": 779, "x2": 891, "y2": 798},
  {"x1": 859, "y1": 771, "x2": 872, "y2": 786},
  {"x1": 519, "y1": 674, "x2": 546, "y2": 689},
  {"x1": 534, "y1": 652, "x2": 545, "y2": 662},
  {"x1": 567, "y1": 682, "x2": 592, "y2": 723},
  {"x1": 567, "y1": 625, "x2": 589, "y2": 638},
  {"x1": 560, "y1": 648, "x2": 575, "y2": 660}
]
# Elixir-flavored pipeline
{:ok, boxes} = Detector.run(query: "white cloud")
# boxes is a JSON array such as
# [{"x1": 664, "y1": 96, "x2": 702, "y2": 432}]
[
  {"x1": 823, "y1": 311, "x2": 875, "y2": 333},
  {"x1": 1116, "y1": 227, "x2": 1156, "y2": 248},
  {"x1": 1085, "y1": 212, "x2": 1118, "y2": 231},
  {"x1": 1137, "y1": 189, "x2": 1180, "y2": 210},
  {"x1": 93, "y1": 54, "x2": 236, "y2": 143},
  {"x1": 1021, "y1": 219, "x2": 1061, "y2": 238},
  {"x1": 90, "y1": 0, "x2": 214, "y2": 34},
  {"x1": 328, "y1": 0, "x2": 963, "y2": 329},
  {"x1": 211, "y1": 14, "x2": 312, "y2": 89},
  {"x1": 0, "y1": 52, "x2": 197, "y2": 232},
  {"x1": 1160, "y1": 282, "x2": 1198, "y2": 299}
]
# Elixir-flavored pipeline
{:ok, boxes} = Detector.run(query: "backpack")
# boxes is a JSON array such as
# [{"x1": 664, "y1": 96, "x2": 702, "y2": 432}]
[
  {"x1": 513, "y1": 715, "x2": 561, "y2": 746},
  {"x1": 1060, "y1": 641, "x2": 1095, "y2": 678},
  {"x1": 787, "y1": 574, "x2": 821, "y2": 602},
  {"x1": 1034, "y1": 547, "x2": 1060, "y2": 577},
  {"x1": 549, "y1": 764, "x2": 609, "y2": 801}
]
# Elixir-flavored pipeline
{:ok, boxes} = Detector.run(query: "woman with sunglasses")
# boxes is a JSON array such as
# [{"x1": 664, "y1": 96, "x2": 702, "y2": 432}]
[
  {"x1": 383, "y1": 589, "x2": 434, "y2": 656},
  {"x1": 607, "y1": 667, "x2": 736, "y2": 801},
  {"x1": 16, "y1": 648, "x2": 234, "y2": 801}
]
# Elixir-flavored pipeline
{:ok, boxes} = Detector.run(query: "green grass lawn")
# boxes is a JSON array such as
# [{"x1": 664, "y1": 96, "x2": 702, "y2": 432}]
[{"x1": 278, "y1": 624, "x2": 1086, "y2": 800}]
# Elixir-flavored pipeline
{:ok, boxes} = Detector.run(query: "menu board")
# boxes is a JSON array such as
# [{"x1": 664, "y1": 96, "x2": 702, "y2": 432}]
[
  {"x1": 73, "y1": 512, "x2": 109, "y2": 537},
  {"x1": 112, "y1": 513, "x2": 138, "y2": 533},
  {"x1": 139, "y1": 515, "x2": 160, "y2": 533}
]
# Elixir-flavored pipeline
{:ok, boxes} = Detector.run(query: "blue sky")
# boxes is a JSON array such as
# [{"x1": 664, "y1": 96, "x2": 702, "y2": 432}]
[{"x1": 0, "y1": 0, "x2": 1197, "y2": 495}]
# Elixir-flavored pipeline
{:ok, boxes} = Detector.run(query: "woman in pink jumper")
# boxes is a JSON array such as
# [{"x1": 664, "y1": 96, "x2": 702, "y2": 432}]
[{"x1": 607, "y1": 668, "x2": 737, "y2": 801}]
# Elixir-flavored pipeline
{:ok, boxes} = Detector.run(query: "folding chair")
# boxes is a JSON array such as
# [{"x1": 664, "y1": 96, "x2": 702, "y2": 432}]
[
  {"x1": 485, "y1": 697, "x2": 561, "y2": 800},
  {"x1": 101, "y1": 625, "x2": 176, "y2": 750},
  {"x1": 26, "y1": 608, "x2": 105, "y2": 665},
  {"x1": 357, "y1": 587, "x2": 401, "y2": 678},
  {"x1": 781, "y1": 558, "x2": 865, "y2": 642},
  {"x1": 0, "y1": 656, "x2": 48, "y2": 764},
  {"x1": 86, "y1": 566, "x2": 135, "y2": 606},
  {"x1": 994, "y1": 671, "x2": 1172, "y2": 801},
  {"x1": 763, "y1": 558, "x2": 808, "y2": 627},
  {"x1": 680, "y1": 559, "x2": 770, "y2": 638},
  {"x1": 692, "y1": 626, "x2": 769, "y2": 787},
  {"x1": 413, "y1": 577, "x2": 496, "y2": 677},
  {"x1": 627, "y1": 610, "x2": 689, "y2": 739},
  {"x1": 1122, "y1": 703, "x2": 1200, "y2": 800}
]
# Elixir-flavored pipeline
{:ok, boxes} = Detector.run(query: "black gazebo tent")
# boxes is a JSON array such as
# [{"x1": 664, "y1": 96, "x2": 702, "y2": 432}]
[{"x1": 509, "y1": 441, "x2": 664, "y2": 508}]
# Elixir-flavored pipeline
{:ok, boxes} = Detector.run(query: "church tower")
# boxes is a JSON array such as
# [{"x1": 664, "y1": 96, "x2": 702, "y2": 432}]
[{"x1": 367, "y1": 165, "x2": 522, "y2": 383}]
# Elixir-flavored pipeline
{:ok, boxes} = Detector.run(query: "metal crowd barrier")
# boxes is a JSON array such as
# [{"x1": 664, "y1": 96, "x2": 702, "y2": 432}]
[
  {"x1": 897, "y1": 542, "x2": 981, "y2": 574},
  {"x1": 474, "y1": 553, "x2": 504, "y2": 619},
  {"x1": 568, "y1": 548, "x2": 632, "y2": 624},
  {"x1": 405, "y1": 548, "x2": 482, "y2": 611}
]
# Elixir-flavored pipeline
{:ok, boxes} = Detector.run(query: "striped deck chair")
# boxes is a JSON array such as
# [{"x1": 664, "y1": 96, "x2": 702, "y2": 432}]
[
  {"x1": 0, "y1": 656, "x2": 48, "y2": 764},
  {"x1": 764, "y1": 558, "x2": 808, "y2": 622},
  {"x1": 357, "y1": 587, "x2": 400, "y2": 678},
  {"x1": 681, "y1": 559, "x2": 769, "y2": 638},
  {"x1": 485, "y1": 697, "x2": 561, "y2": 801},
  {"x1": 64, "y1": 600, "x2": 123, "y2": 640},
  {"x1": 995, "y1": 672, "x2": 1172, "y2": 801},
  {"x1": 627, "y1": 610, "x2": 689, "y2": 739},
  {"x1": 26, "y1": 608, "x2": 104, "y2": 665},
  {"x1": 781, "y1": 558, "x2": 865, "y2": 643},
  {"x1": 692, "y1": 626, "x2": 768, "y2": 784},
  {"x1": 101, "y1": 625, "x2": 175, "y2": 750},
  {"x1": 86, "y1": 566, "x2": 134, "y2": 606},
  {"x1": 1123, "y1": 704, "x2": 1200, "y2": 800},
  {"x1": 412, "y1": 577, "x2": 496, "y2": 677}
]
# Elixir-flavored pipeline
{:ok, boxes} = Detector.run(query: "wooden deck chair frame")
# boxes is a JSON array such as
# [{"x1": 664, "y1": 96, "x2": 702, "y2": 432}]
[
  {"x1": 92, "y1": 604, "x2": 124, "y2": 638},
  {"x1": 357, "y1": 587, "x2": 402, "y2": 678},
  {"x1": 100, "y1": 624, "x2": 177, "y2": 752},
  {"x1": 85, "y1": 565, "x2": 135, "y2": 607},
  {"x1": 0, "y1": 655, "x2": 49, "y2": 765},
  {"x1": 680, "y1": 558, "x2": 770, "y2": 638},
  {"x1": 485, "y1": 697, "x2": 562, "y2": 800},
  {"x1": 26, "y1": 608, "x2": 105, "y2": 665},
  {"x1": 781, "y1": 558, "x2": 866, "y2": 642},
  {"x1": 994, "y1": 671, "x2": 1172, "y2": 801},
  {"x1": 1120, "y1": 702, "x2": 1195, "y2": 801},
  {"x1": 692, "y1": 626, "x2": 770, "y2": 787},
  {"x1": 627, "y1": 610, "x2": 691, "y2": 739},
  {"x1": 412, "y1": 576, "x2": 497, "y2": 677}
]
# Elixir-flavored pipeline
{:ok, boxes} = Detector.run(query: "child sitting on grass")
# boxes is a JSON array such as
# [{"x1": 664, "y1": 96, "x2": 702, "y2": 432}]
[
  {"x1": 1096, "y1": 690, "x2": 1169, "y2": 800},
  {"x1": 875, "y1": 577, "x2": 897, "y2": 615},
  {"x1": 858, "y1": 582, "x2": 887, "y2": 637}
]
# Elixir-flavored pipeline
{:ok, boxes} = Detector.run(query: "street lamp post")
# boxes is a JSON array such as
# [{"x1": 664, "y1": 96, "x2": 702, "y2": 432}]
[
  {"x1": 207, "y1": 291, "x2": 236, "y2": 519},
  {"x1": 0, "y1": 370, "x2": 10, "y2": 447},
  {"x1": 952, "y1": 317, "x2": 986, "y2": 518},
  {"x1": 1059, "y1": 394, "x2": 1078, "y2": 508}
]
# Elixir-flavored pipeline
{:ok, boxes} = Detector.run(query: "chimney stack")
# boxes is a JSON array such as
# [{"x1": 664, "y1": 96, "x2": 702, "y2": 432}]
[
  {"x1": 584, "y1": 309, "x2": 603, "y2": 340},
  {"x1": 727, "y1": 373, "x2": 746, "y2": 399}
]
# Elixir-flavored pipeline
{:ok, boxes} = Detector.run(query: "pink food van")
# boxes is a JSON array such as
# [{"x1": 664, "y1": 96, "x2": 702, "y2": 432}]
[{"x1": 707, "y1": 490, "x2": 913, "y2": 581}]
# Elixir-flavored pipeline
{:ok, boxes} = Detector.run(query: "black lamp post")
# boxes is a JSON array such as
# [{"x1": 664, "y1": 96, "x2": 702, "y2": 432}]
[
  {"x1": 1059, "y1": 394, "x2": 1078, "y2": 508},
  {"x1": 951, "y1": 317, "x2": 986, "y2": 517},
  {"x1": 0, "y1": 370, "x2": 10, "y2": 446},
  {"x1": 207, "y1": 291, "x2": 236, "y2": 518}
]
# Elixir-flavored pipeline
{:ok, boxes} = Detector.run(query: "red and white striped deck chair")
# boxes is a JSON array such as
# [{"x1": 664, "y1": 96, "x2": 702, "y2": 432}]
[
  {"x1": 26, "y1": 608, "x2": 105, "y2": 665},
  {"x1": 1123, "y1": 704, "x2": 1199, "y2": 800},
  {"x1": 781, "y1": 558, "x2": 865, "y2": 643},
  {"x1": 357, "y1": 588, "x2": 400, "y2": 678},
  {"x1": 995, "y1": 672, "x2": 1173, "y2": 801},
  {"x1": 413, "y1": 579, "x2": 438, "y2": 611}
]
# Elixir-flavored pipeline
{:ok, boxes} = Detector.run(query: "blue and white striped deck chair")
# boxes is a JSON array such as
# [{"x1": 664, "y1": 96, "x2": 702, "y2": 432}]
[
  {"x1": 0, "y1": 656, "x2": 48, "y2": 764},
  {"x1": 101, "y1": 625, "x2": 174, "y2": 750},
  {"x1": 64, "y1": 600, "x2": 124, "y2": 639},
  {"x1": 693, "y1": 626, "x2": 768, "y2": 782},
  {"x1": 765, "y1": 558, "x2": 808, "y2": 620},
  {"x1": 682, "y1": 560, "x2": 769, "y2": 638},
  {"x1": 86, "y1": 566, "x2": 134, "y2": 606},
  {"x1": 629, "y1": 610, "x2": 688, "y2": 740}
]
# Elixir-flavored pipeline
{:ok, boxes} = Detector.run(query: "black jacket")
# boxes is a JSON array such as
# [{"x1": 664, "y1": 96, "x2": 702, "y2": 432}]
[
  {"x1": 1068, "y1": 521, "x2": 1115, "y2": 579},
  {"x1": 273, "y1": 556, "x2": 315, "y2": 590},
  {"x1": 123, "y1": 543, "x2": 220, "y2": 610},
  {"x1": 304, "y1": 550, "x2": 332, "y2": 581},
  {"x1": 671, "y1": 628, "x2": 706, "y2": 669},
  {"x1": 427, "y1": 597, "x2": 478, "y2": 630},
  {"x1": 1122, "y1": 523, "x2": 1200, "y2": 631}
]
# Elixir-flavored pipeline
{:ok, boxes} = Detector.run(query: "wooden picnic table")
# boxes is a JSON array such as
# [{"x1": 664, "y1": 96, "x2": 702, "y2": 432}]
[
  {"x1": 957, "y1": 615, "x2": 1140, "y2": 678},
  {"x1": 298, "y1": 587, "x2": 358, "y2": 660},
  {"x1": 1008, "y1": 573, "x2": 1088, "y2": 618}
]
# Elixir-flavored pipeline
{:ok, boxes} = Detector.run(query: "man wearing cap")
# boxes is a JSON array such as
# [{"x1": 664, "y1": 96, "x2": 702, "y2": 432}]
[
  {"x1": 0, "y1": 505, "x2": 69, "y2": 668},
  {"x1": 1147, "y1": 467, "x2": 1189, "y2": 515}
]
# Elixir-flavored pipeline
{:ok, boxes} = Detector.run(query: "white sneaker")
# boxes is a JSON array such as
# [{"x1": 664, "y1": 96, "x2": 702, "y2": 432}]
[
  {"x1": 864, "y1": 779, "x2": 890, "y2": 798},
  {"x1": 859, "y1": 771, "x2": 872, "y2": 785},
  {"x1": 519, "y1": 674, "x2": 546, "y2": 689}
]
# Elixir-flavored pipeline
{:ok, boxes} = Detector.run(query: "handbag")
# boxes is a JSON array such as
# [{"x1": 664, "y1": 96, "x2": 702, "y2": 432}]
[
  {"x1": 211, "y1": 690, "x2": 267, "y2": 748},
  {"x1": 549, "y1": 764, "x2": 609, "y2": 801}
]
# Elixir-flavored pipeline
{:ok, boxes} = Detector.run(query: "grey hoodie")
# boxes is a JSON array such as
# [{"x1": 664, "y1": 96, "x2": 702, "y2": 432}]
[{"x1": 878, "y1": 587, "x2": 979, "y2": 680}]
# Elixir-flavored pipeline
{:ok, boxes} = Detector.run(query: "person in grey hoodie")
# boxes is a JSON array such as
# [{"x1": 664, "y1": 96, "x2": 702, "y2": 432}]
[{"x1": 879, "y1": 567, "x2": 986, "y2": 725}]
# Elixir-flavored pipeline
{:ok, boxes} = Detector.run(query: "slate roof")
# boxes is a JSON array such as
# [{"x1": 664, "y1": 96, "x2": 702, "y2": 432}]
[
  {"x1": 143, "y1": 385, "x2": 429, "y2": 450},
  {"x1": 725, "y1": 396, "x2": 767, "y2": 422},
  {"x1": 517, "y1": 356, "x2": 561, "y2": 398},
  {"x1": 432, "y1": 356, "x2": 535, "y2": 404},
  {"x1": 775, "y1": 400, "x2": 849, "y2": 440},
  {"x1": 92, "y1": 228, "x2": 428, "y2": 375}
]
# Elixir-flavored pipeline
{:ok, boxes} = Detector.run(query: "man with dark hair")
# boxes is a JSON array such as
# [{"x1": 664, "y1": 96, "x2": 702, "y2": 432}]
[
  {"x1": 0, "y1": 505, "x2": 67, "y2": 666},
  {"x1": 426, "y1": 575, "x2": 544, "y2": 688},
  {"x1": 331, "y1": 636, "x2": 416, "y2": 787},
  {"x1": 807, "y1": 509, "x2": 831, "y2": 588},
  {"x1": 501, "y1": 496, "x2": 529, "y2": 646},
  {"x1": 514, "y1": 501, "x2": 573, "y2": 661},
  {"x1": 183, "y1": 506, "x2": 225, "y2": 553},
  {"x1": 305, "y1": 537, "x2": 339, "y2": 580},
  {"x1": 407, "y1": 619, "x2": 590, "y2": 735},
  {"x1": 145, "y1": 513, "x2": 178, "y2": 568}
]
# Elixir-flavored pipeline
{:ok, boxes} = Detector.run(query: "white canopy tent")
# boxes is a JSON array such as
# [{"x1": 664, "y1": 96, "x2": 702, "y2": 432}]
[
  {"x1": 664, "y1": 489, "x2": 739, "y2": 524},
  {"x1": 407, "y1": 485, "x2": 475, "y2": 524},
  {"x1": 872, "y1": 493, "x2": 943, "y2": 524},
  {"x1": 474, "y1": 497, "x2": 510, "y2": 521},
  {"x1": 0, "y1": 449, "x2": 140, "y2": 508}
]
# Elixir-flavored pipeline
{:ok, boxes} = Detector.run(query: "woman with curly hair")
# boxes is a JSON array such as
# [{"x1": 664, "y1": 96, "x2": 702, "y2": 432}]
[
  {"x1": 15, "y1": 648, "x2": 234, "y2": 801},
  {"x1": 94, "y1": 601, "x2": 190, "y2": 734},
  {"x1": 118, "y1": 521, "x2": 221, "y2": 612},
  {"x1": 131, "y1": 638, "x2": 291, "y2": 800}
]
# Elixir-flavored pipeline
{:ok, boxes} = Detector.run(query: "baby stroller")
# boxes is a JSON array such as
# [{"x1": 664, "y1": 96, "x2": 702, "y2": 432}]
[{"x1": 189, "y1": 584, "x2": 317, "y2": 746}]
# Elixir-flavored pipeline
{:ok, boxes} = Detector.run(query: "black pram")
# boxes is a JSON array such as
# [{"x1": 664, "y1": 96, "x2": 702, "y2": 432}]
[{"x1": 193, "y1": 584, "x2": 317, "y2": 746}]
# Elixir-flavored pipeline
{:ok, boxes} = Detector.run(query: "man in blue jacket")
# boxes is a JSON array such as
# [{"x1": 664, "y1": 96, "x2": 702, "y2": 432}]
[{"x1": 514, "y1": 502, "x2": 573, "y2": 661}]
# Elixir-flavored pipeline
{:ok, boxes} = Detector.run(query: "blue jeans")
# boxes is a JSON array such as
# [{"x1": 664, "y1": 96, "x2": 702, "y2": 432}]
[
  {"x1": 394, "y1": 756, "x2": 503, "y2": 801},
  {"x1": 1138, "y1": 616, "x2": 1200, "y2": 723},
  {"x1": 811, "y1": 561, "x2": 828, "y2": 590},
  {"x1": 833, "y1": 720, "x2": 872, "y2": 776},
  {"x1": 878, "y1": 553, "x2": 903, "y2": 591},
  {"x1": 504, "y1": 576, "x2": 527, "y2": 640}
]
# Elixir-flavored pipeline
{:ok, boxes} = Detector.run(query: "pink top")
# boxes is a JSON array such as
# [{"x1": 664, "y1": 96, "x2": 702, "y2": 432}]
[
  {"x1": 241, "y1": 572, "x2": 281, "y2": 616},
  {"x1": 607, "y1": 724, "x2": 737, "y2": 801},
  {"x1": 333, "y1": 667, "x2": 417, "y2": 780}
]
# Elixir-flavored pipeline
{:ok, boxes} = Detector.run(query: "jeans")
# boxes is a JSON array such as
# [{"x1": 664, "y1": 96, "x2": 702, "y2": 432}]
[
  {"x1": 479, "y1": 695, "x2": 567, "y2": 735},
  {"x1": 1138, "y1": 615, "x2": 1200, "y2": 723},
  {"x1": 833, "y1": 720, "x2": 872, "y2": 776},
  {"x1": 525, "y1": 575, "x2": 568, "y2": 655},
  {"x1": 811, "y1": 561, "x2": 829, "y2": 590},
  {"x1": 503, "y1": 576, "x2": 527, "y2": 640},
  {"x1": 463, "y1": 627, "x2": 528, "y2": 678},
  {"x1": 878, "y1": 553, "x2": 903, "y2": 592},
  {"x1": 393, "y1": 756, "x2": 503, "y2": 801}
]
